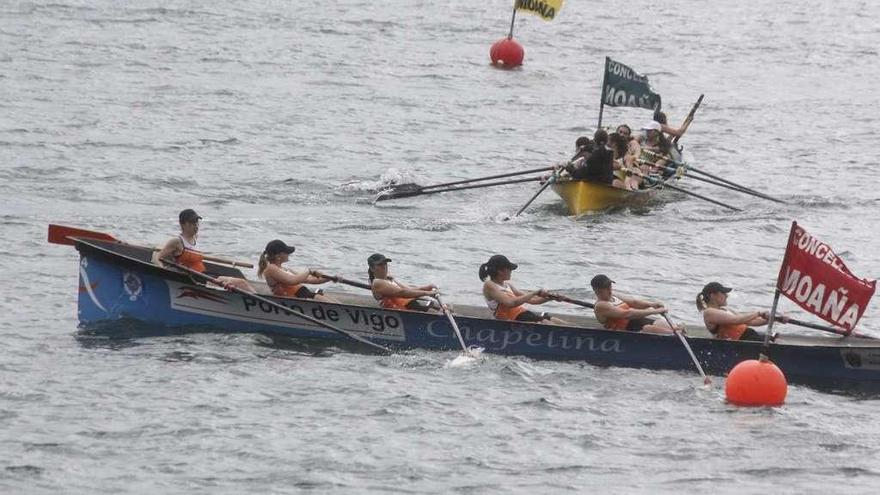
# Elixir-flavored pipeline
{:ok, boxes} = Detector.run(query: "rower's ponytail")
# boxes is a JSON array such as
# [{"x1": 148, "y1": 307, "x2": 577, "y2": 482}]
[
  {"x1": 478, "y1": 263, "x2": 489, "y2": 281},
  {"x1": 695, "y1": 292, "x2": 707, "y2": 311},
  {"x1": 368, "y1": 267, "x2": 375, "y2": 282},
  {"x1": 257, "y1": 252, "x2": 269, "y2": 279}
]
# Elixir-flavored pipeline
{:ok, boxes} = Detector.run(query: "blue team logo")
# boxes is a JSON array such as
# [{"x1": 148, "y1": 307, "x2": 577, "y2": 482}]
[{"x1": 122, "y1": 271, "x2": 143, "y2": 301}]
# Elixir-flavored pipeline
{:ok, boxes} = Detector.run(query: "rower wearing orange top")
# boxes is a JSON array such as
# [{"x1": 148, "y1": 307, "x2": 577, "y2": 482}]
[
  {"x1": 696, "y1": 282, "x2": 780, "y2": 342},
  {"x1": 257, "y1": 239, "x2": 337, "y2": 302},
  {"x1": 480, "y1": 255, "x2": 568, "y2": 325},
  {"x1": 591, "y1": 274, "x2": 675, "y2": 335},
  {"x1": 368, "y1": 253, "x2": 439, "y2": 312},
  {"x1": 155, "y1": 209, "x2": 253, "y2": 291}
]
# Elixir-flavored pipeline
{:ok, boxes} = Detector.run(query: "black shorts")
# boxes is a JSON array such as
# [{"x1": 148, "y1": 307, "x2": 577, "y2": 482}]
[
  {"x1": 405, "y1": 299, "x2": 433, "y2": 312},
  {"x1": 294, "y1": 286, "x2": 323, "y2": 299},
  {"x1": 515, "y1": 310, "x2": 551, "y2": 322},
  {"x1": 625, "y1": 317, "x2": 656, "y2": 332},
  {"x1": 739, "y1": 328, "x2": 765, "y2": 342}
]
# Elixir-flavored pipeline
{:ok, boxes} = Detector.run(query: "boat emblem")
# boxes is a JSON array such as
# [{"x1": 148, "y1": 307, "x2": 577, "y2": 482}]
[{"x1": 123, "y1": 271, "x2": 143, "y2": 301}]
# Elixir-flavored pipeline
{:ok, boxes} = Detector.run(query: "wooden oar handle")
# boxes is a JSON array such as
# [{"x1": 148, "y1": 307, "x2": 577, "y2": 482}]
[{"x1": 310, "y1": 270, "x2": 372, "y2": 290}]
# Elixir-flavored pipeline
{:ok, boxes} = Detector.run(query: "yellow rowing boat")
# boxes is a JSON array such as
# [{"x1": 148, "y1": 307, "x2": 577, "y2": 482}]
[{"x1": 550, "y1": 178, "x2": 663, "y2": 216}]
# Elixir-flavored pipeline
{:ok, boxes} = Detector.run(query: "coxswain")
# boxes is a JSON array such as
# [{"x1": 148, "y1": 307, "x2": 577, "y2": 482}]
[
  {"x1": 155, "y1": 209, "x2": 253, "y2": 291},
  {"x1": 590, "y1": 274, "x2": 676, "y2": 335},
  {"x1": 480, "y1": 255, "x2": 569, "y2": 324},
  {"x1": 696, "y1": 282, "x2": 782, "y2": 341},
  {"x1": 257, "y1": 239, "x2": 337, "y2": 302},
  {"x1": 368, "y1": 253, "x2": 439, "y2": 312}
]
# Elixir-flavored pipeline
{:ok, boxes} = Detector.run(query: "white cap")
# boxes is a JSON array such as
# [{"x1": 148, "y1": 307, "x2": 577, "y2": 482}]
[{"x1": 641, "y1": 121, "x2": 662, "y2": 132}]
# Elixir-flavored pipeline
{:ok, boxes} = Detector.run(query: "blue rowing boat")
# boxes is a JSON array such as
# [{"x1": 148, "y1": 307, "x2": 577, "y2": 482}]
[{"x1": 68, "y1": 237, "x2": 880, "y2": 394}]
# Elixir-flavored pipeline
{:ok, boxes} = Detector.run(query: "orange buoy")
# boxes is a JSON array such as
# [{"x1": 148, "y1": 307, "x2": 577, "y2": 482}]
[
  {"x1": 490, "y1": 38, "x2": 524, "y2": 68},
  {"x1": 725, "y1": 358, "x2": 788, "y2": 406}
]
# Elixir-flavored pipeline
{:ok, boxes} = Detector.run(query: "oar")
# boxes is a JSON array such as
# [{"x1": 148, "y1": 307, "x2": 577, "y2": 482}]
[
  {"x1": 512, "y1": 169, "x2": 564, "y2": 217},
  {"x1": 655, "y1": 164, "x2": 786, "y2": 204},
  {"x1": 672, "y1": 94, "x2": 704, "y2": 145},
  {"x1": 162, "y1": 258, "x2": 392, "y2": 354},
  {"x1": 377, "y1": 166, "x2": 555, "y2": 201},
  {"x1": 660, "y1": 312, "x2": 712, "y2": 385},
  {"x1": 544, "y1": 292, "x2": 595, "y2": 309},
  {"x1": 434, "y1": 293, "x2": 481, "y2": 360},
  {"x1": 310, "y1": 271, "x2": 372, "y2": 290},
  {"x1": 685, "y1": 165, "x2": 786, "y2": 204},
  {"x1": 775, "y1": 316, "x2": 877, "y2": 340},
  {"x1": 639, "y1": 173, "x2": 743, "y2": 212},
  {"x1": 48, "y1": 224, "x2": 255, "y2": 268},
  {"x1": 375, "y1": 176, "x2": 542, "y2": 202}
]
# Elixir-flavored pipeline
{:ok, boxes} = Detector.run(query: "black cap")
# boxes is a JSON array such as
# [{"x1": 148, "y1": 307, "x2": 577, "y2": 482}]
[
  {"x1": 264, "y1": 239, "x2": 296, "y2": 256},
  {"x1": 485, "y1": 254, "x2": 517, "y2": 270},
  {"x1": 367, "y1": 253, "x2": 392, "y2": 266},
  {"x1": 179, "y1": 209, "x2": 202, "y2": 224},
  {"x1": 701, "y1": 282, "x2": 732, "y2": 296},
  {"x1": 590, "y1": 274, "x2": 615, "y2": 289}
]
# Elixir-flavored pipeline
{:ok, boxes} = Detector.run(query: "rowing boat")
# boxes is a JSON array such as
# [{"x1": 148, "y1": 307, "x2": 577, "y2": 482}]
[
  {"x1": 550, "y1": 179, "x2": 666, "y2": 216},
  {"x1": 64, "y1": 236, "x2": 880, "y2": 394},
  {"x1": 550, "y1": 147, "x2": 683, "y2": 216}
]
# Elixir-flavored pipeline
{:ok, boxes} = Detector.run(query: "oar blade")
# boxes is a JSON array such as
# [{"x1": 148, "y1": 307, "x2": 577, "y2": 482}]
[
  {"x1": 48, "y1": 224, "x2": 118, "y2": 246},
  {"x1": 375, "y1": 183, "x2": 424, "y2": 202}
]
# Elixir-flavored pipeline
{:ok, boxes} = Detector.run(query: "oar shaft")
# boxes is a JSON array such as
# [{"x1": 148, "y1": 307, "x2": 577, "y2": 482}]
[
  {"x1": 312, "y1": 271, "x2": 372, "y2": 290},
  {"x1": 546, "y1": 292, "x2": 595, "y2": 309},
  {"x1": 163, "y1": 260, "x2": 391, "y2": 354},
  {"x1": 686, "y1": 165, "x2": 785, "y2": 203},
  {"x1": 777, "y1": 316, "x2": 876, "y2": 339},
  {"x1": 413, "y1": 176, "x2": 542, "y2": 196},
  {"x1": 435, "y1": 294, "x2": 470, "y2": 354},
  {"x1": 662, "y1": 166, "x2": 783, "y2": 204},
  {"x1": 420, "y1": 166, "x2": 555, "y2": 191},
  {"x1": 376, "y1": 176, "x2": 543, "y2": 202},
  {"x1": 642, "y1": 174, "x2": 743, "y2": 211},
  {"x1": 661, "y1": 312, "x2": 711, "y2": 384},
  {"x1": 513, "y1": 173, "x2": 559, "y2": 217},
  {"x1": 672, "y1": 94, "x2": 704, "y2": 145}
]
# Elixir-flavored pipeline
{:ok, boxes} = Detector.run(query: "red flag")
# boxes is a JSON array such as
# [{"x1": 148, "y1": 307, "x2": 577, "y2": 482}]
[{"x1": 776, "y1": 222, "x2": 876, "y2": 331}]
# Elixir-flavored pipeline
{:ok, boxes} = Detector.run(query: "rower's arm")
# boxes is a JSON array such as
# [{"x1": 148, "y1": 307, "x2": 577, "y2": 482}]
[
  {"x1": 155, "y1": 237, "x2": 182, "y2": 267},
  {"x1": 373, "y1": 279, "x2": 434, "y2": 298},
  {"x1": 600, "y1": 301, "x2": 664, "y2": 320},
  {"x1": 265, "y1": 265, "x2": 311, "y2": 286},
  {"x1": 703, "y1": 308, "x2": 762, "y2": 327},
  {"x1": 485, "y1": 283, "x2": 537, "y2": 308}
]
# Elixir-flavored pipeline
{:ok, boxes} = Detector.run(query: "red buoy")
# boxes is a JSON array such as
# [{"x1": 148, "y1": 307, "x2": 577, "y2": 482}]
[
  {"x1": 725, "y1": 358, "x2": 788, "y2": 406},
  {"x1": 490, "y1": 38, "x2": 524, "y2": 68}
]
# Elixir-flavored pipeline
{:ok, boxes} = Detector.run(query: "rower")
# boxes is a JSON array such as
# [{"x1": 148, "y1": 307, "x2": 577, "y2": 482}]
[
  {"x1": 154, "y1": 209, "x2": 253, "y2": 291},
  {"x1": 368, "y1": 253, "x2": 439, "y2": 312},
  {"x1": 696, "y1": 282, "x2": 783, "y2": 341},
  {"x1": 257, "y1": 239, "x2": 337, "y2": 302},
  {"x1": 575, "y1": 129, "x2": 614, "y2": 184},
  {"x1": 590, "y1": 274, "x2": 676, "y2": 335},
  {"x1": 480, "y1": 255, "x2": 568, "y2": 324},
  {"x1": 654, "y1": 111, "x2": 689, "y2": 140}
]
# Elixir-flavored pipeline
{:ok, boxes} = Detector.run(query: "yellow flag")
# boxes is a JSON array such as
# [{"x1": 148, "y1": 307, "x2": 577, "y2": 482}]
[{"x1": 515, "y1": 0, "x2": 564, "y2": 21}]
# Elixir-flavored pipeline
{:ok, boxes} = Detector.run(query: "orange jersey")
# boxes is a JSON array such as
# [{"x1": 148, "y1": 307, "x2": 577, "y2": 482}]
[
  {"x1": 176, "y1": 248, "x2": 205, "y2": 273},
  {"x1": 598, "y1": 297, "x2": 630, "y2": 331},
  {"x1": 485, "y1": 281, "x2": 528, "y2": 321},
  {"x1": 714, "y1": 323, "x2": 749, "y2": 340}
]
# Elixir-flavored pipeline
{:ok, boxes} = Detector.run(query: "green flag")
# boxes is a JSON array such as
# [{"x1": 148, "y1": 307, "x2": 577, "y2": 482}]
[{"x1": 601, "y1": 57, "x2": 661, "y2": 111}]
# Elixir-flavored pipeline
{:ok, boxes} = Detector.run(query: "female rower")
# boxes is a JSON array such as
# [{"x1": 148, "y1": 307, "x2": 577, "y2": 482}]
[
  {"x1": 368, "y1": 253, "x2": 439, "y2": 312},
  {"x1": 696, "y1": 282, "x2": 781, "y2": 341},
  {"x1": 155, "y1": 208, "x2": 253, "y2": 291},
  {"x1": 480, "y1": 255, "x2": 568, "y2": 324},
  {"x1": 257, "y1": 239, "x2": 337, "y2": 302},
  {"x1": 608, "y1": 132, "x2": 640, "y2": 191},
  {"x1": 590, "y1": 274, "x2": 675, "y2": 335}
]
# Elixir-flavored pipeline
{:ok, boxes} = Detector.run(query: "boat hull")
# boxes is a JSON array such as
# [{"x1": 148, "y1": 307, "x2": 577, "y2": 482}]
[
  {"x1": 73, "y1": 239, "x2": 880, "y2": 394},
  {"x1": 551, "y1": 179, "x2": 659, "y2": 216}
]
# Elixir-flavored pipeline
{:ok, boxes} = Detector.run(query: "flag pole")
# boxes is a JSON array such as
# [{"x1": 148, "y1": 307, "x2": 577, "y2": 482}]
[
  {"x1": 597, "y1": 57, "x2": 609, "y2": 130},
  {"x1": 508, "y1": 4, "x2": 517, "y2": 39}
]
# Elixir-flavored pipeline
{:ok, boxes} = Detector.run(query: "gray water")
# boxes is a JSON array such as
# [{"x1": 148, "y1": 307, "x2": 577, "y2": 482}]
[{"x1": 2, "y1": 1, "x2": 880, "y2": 493}]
